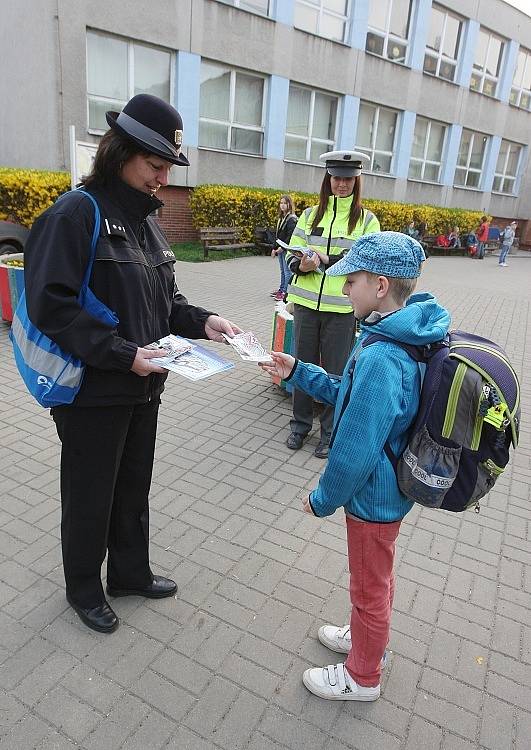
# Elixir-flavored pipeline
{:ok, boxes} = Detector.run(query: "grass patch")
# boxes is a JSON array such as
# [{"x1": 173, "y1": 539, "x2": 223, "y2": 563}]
[{"x1": 171, "y1": 241, "x2": 260, "y2": 263}]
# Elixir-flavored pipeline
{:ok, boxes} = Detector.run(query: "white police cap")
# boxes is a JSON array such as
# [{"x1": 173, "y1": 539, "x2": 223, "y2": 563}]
[{"x1": 319, "y1": 150, "x2": 370, "y2": 177}]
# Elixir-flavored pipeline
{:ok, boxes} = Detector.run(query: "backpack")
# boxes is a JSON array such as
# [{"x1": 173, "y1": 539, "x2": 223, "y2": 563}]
[
  {"x1": 435, "y1": 235, "x2": 449, "y2": 247},
  {"x1": 363, "y1": 331, "x2": 521, "y2": 512}
]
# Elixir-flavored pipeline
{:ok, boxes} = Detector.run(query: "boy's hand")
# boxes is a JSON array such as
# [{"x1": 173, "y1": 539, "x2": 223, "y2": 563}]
[
  {"x1": 259, "y1": 351, "x2": 295, "y2": 380},
  {"x1": 302, "y1": 496, "x2": 316, "y2": 515}
]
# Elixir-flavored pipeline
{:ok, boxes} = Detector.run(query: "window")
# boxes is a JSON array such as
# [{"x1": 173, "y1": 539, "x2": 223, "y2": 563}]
[
  {"x1": 454, "y1": 129, "x2": 488, "y2": 188},
  {"x1": 86, "y1": 30, "x2": 171, "y2": 132},
  {"x1": 470, "y1": 28, "x2": 505, "y2": 97},
  {"x1": 199, "y1": 62, "x2": 265, "y2": 155},
  {"x1": 423, "y1": 5, "x2": 462, "y2": 82},
  {"x1": 409, "y1": 118, "x2": 446, "y2": 182},
  {"x1": 510, "y1": 48, "x2": 531, "y2": 110},
  {"x1": 217, "y1": 0, "x2": 270, "y2": 15},
  {"x1": 285, "y1": 85, "x2": 338, "y2": 162},
  {"x1": 294, "y1": 0, "x2": 350, "y2": 43},
  {"x1": 493, "y1": 140, "x2": 521, "y2": 194},
  {"x1": 366, "y1": 0, "x2": 412, "y2": 65},
  {"x1": 355, "y1": 102, "x2": 398, "y2": 174}
]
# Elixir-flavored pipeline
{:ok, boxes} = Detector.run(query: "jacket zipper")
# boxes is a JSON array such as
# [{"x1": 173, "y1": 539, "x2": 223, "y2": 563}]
[
  {"x1": 139, "y1": 218, "x2": 158, "y2": 401},
  {"x1": 316, "y1": 196, "x2": 337, "y2": 310}
]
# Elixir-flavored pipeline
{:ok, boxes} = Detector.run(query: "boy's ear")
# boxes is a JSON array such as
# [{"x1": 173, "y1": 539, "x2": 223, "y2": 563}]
[{"x1": 375, "y1": 275, "x2": 390, "y2": 298}]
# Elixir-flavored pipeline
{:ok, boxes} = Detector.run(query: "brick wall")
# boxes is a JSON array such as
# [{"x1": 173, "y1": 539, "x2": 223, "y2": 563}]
[{"x1": 156, "y1": 186, "x2": 198, "y2": 244}]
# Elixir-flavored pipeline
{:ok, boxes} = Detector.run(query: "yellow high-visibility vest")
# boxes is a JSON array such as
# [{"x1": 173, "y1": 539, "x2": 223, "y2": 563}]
[{"x1": 287, "y1": 196, "x2": 380, "y2": 313}]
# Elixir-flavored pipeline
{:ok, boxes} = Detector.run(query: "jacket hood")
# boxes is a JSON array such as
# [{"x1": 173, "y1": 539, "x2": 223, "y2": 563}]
[{"x1": 360, "y1": 292, "x2": 451, "y2": 346}]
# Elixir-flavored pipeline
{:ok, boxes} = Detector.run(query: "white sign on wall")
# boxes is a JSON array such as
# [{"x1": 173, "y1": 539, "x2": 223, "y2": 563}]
[{"x1": 69, "y1": 125, "x2": 98, "y2": 188}]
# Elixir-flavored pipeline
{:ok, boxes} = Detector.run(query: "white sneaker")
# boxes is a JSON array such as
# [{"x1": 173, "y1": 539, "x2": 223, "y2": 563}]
[
  {"x1": 318, "y1": 625, "x2": 389, "y2": 668},
  {"x1": 303, "y1": 662, "x2": 380, "y2": 701}
]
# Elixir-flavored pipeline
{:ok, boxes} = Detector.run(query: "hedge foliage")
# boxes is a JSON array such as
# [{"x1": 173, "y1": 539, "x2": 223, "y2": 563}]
[
  {"x1": 190, "y1": 184, "x2": 486, "y2": 243},
  {"x1": 0, "y1": 168, "x2": 70, "y2": 227},
  {"x1": 0, "y1": 168, "x2": 487, "y2": 241}
]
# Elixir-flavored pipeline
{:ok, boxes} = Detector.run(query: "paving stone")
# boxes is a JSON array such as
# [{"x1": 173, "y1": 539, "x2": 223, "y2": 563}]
[{"x1": 2, "y1": 254, "x2": 531, "y2": 750}]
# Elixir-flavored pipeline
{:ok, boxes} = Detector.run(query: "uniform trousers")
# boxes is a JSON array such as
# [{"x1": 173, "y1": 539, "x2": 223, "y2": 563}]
[
  {"x1": 52, "y1": 400, "x2": 159, "y2": 607},
  {"x1": 291, "y1": 304, "x2": 355, "y2": 439}
]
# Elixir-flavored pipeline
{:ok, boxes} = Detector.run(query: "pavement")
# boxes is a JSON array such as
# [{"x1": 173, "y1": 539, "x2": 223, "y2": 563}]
[{"x1": 0, "y1": 248, "x2": 530, "y2": 750}]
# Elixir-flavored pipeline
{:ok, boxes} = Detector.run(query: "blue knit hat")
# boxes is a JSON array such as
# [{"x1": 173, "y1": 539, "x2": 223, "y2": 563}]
[{"x1": 327, "y1": 231, "x2": 426, "y2": 279}]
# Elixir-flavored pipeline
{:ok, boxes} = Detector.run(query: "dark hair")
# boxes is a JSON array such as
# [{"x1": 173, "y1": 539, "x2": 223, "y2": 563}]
[
  {"x1": 81, "y1": 130, "x2": 151, "y2": 188},
  {"x1": 310, "y1": 172, "x2": 362, "y2": 235},
  {"x1": 278, "y1": 194, "x2": 294, "y2": 217}
]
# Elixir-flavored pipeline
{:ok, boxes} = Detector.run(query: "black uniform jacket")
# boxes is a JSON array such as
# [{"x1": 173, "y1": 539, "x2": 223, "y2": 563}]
[{"x1": 24, "y1": 178, "x2": 213, "y2": 406}]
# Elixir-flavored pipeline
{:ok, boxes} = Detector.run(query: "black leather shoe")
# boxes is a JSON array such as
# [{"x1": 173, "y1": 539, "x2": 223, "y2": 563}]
[
  {"x1": 314, "y1": 440, "x2": 330, "y2": 459},
  {"x1": 66, "y1": 594, "x2": 119, "y2": 634},
  {"x1": 286, "y1": 432, "x2": 304, "y2": 450},
  {"x1": 106, "y1": 575, "x2": 177, "y2": 599}
]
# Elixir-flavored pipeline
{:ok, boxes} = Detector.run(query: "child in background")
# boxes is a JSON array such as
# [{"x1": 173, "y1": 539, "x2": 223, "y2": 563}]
[
  {"x1": 270, "y1": 195, "x2": 298, "y2": 301},
  {"x1": 261, "y1": 232, "x2": 450, "y2": 701}
]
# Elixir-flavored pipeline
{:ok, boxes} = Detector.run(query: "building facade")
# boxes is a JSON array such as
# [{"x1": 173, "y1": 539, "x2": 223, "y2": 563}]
[{"x1": 2, "y1": 0, "x2": 531, "y2": 241}]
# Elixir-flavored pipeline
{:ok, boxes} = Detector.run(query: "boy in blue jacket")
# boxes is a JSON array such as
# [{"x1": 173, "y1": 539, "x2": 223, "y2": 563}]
[{"x1": 261, "y1": 231, "x2": 450, "y2": 701}]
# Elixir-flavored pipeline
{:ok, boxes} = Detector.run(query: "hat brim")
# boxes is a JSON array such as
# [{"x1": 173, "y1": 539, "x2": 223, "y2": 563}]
[
  {"x1": 106, "y1": 111, "x2": 190, "y2": 167},
  {"x1": 327, "y1": 165, "x2": 362, "y2": 177},
  {"x1": 326, "y1": 257, "x2": 364, "y2": 276}
]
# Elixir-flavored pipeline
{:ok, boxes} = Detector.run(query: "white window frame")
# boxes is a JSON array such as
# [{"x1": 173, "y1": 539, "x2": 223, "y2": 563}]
[
  {"x1": 355, "y1": 103, "x2": 399, "y2": 176},
  {"x1": 470, "y1": 28, "x2": 505, "y2": 98},
  {"x1": 294, "y1": 0, "x2": 351, "y2": 44},
  {"x1": 86, "y1": 30, "x2": 173, "y2": 135},
  {"x1": 408, "y1": 117, "x2": 447, "y2": 183},
  {"x1": 423, "y1": 4, "x2": 463, "y2": 82},
  {"x1": 284, "y1": 84, "x2": 338, "y2": 164},
  {"x1": 454, "y1": 129, "x2": 489, "y2": 189},
  {"x1": 366, "y1": 0, "x2": 412, "y2": 66},
  {"x1": 493, "y1": 140, "x2": 522, "y2": 195},
  {"x1": 198, "y1": 64, "x2": 267, "y2": 156},
  {"x1": 510, "y1": 48, "x2": 531, "y2": 111},
  {"x1": 216, "y1": 0, "x2": 271, "y2": 16}
]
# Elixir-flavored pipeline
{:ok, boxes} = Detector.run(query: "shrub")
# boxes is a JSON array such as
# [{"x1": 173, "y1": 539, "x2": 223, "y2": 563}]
[
  {"x1": 191, "y1": 184, "x2": 486, "y2": 243},
  {"x1": 0, "y1": 168, "x2": 70, "y2": 227}
]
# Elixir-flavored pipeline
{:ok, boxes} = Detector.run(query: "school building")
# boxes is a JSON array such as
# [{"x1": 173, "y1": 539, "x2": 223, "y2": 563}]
[{"x1": 1, "y1": 0, "x2": 531, "y2": 243}]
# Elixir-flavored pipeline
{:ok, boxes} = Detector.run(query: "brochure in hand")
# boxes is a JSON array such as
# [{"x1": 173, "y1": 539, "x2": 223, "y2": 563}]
[
  {"x1": 222, "y1": 331, "x2": 272, "y2": 362},
  {"x1": 146, "y1": 335, "x2": 234, "y2": 381},
  {"x1": 276, "y1": 240, "x2": 323, "y2": 273}
]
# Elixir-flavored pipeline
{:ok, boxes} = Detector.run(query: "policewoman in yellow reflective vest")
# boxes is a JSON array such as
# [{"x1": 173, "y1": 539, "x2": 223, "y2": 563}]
[{"x1": 285, "y1": 150, "x2": 380, "y2": 458}]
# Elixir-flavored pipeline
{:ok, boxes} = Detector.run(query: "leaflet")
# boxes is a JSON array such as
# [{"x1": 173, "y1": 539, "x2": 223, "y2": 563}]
[
  {"x1": 222, "y1": 331, "x2": 272, "y2": 362},
  {"x1": 146, "y1": 334, "x2": 234, "y2": 380},
  {"x1": 276, "y1": 240, "x2": 323, "y2": 273}
]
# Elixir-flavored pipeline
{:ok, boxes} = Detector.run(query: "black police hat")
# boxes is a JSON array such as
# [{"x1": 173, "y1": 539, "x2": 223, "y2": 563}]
[{"x1": 106, "y1": 94, "x2": 190, "y2": 167}]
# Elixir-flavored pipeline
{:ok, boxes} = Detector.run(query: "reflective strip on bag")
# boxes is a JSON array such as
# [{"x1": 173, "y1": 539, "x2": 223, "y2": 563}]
[
  {"x1": 402, "y1": 447, "x2": 455, "y2": 489},
  {"x1": 11, "y1": 314, "x2": 84, "y2": 388}
]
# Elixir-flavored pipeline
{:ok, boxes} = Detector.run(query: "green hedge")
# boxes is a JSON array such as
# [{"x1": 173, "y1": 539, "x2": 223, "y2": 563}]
[{"x1": 190, "y1": 184, "x2": 486, "y2": 243}]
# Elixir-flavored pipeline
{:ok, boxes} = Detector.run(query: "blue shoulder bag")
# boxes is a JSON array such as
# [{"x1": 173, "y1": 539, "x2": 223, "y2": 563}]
[{"x1": 9, "y1": 190, "x2": 119, "y2": 408}]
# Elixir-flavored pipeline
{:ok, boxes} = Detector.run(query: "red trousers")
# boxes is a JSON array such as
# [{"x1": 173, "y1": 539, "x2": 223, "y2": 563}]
[{"x1": 344, "y1": 515, "x2": 401, "y2": 687}]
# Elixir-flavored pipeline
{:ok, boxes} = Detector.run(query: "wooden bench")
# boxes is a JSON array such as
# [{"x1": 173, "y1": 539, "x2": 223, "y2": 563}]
[
  {"x1": 421, "y1": 235, "x2": 467, "y2": 257},
  {"x1": 199, "y1": 227, "x2": 255, "y2": 259},
  {"x1": 253, "y1": 226, "x2": 275, "y2": 256}
]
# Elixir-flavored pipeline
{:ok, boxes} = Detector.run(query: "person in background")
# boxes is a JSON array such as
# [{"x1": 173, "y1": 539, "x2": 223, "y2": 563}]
[
  {"x1": 405, "y1": 220, "x2": 418, "y2": 239},
  {"x1": 270, "y1": 194, "x2": 298, "y2": 301},
  {"x1": 448, "y1": 226, "x2": 460, "y2": 248},
  {"x1": 474, "y1": 215, "x2": 490, "y2": 259},
  {"x1": 285, "y1": 150, "x2": 380, "y2": 459},
  {"x1": 23, "y1": 94, "x2": 242, "y2": 634},
  {"x1": 498, "y1": 221, "x2": 517, "y2": 267},
  {"x1": 416, "y1": 219, "x2": 427, "y2": 241}
]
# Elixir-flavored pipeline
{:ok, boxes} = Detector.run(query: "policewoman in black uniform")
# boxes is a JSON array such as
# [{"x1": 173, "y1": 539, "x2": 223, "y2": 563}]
[{"x1": 23, "y1": 94, "x2": 242, "y2": 633}]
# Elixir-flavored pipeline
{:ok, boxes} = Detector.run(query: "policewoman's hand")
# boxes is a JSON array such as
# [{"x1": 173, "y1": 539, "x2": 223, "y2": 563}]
[
  {"x1": 131, "y1": 347, "x2": 167, "y2": 376},
  {"x1": 204, "y1": 315, "x2": 243, "y2": 343},
  {"x1": 299, "y1": 252, "x2": 321, "y2": 272}
]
